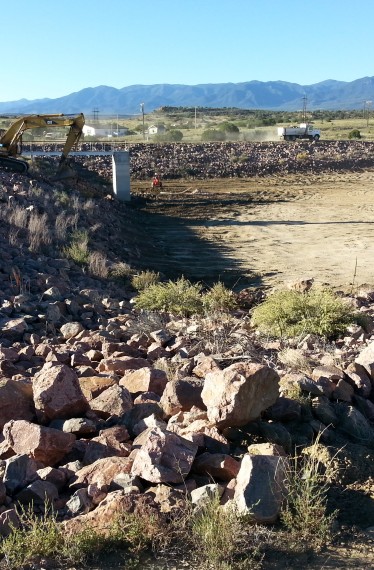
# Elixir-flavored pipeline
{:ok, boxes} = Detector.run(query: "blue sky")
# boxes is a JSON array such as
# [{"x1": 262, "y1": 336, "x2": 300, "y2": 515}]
[{"x1": 2, "y1": 0, "x2": 374, "y2": 101}]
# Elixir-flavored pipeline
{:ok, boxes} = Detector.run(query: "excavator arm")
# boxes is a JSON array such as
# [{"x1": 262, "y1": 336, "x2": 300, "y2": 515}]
[{"x1": 0, "y1": 113, "x2": 85, "y2": 176}]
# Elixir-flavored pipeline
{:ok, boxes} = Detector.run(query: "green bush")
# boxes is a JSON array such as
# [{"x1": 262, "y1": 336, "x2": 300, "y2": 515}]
[
  {"x1": 62, "y1": 229, "x2": 89, "y2": 266},
  {"x1": 201, "y1": 129, "x2": 226, "y2": 142},
  {"x1": 135, "y1": 277, "x2": 203, "y2": 316},
  {"x1": 203, "y1": 281, "x2": 237, "y2": 313},
  {"x1": 251, "y1": 287, "x2": 356, "y2": 339},
  {"x1": 348, "y1": 129, "x2": 361, "y2": 139},
  {"x1": 0, "y1": 505, "x2": 103, "y2": 569}
]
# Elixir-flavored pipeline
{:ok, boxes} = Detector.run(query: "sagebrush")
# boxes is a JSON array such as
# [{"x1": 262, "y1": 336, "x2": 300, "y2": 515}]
[{"x1": 251, "y1": 287, "x2": 357, "y2": 338}]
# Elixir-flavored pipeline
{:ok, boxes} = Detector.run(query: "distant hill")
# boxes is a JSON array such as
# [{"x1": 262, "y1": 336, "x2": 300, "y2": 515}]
[{"x1": 1, "y1": 77, "x2": 374, "y2": 115}]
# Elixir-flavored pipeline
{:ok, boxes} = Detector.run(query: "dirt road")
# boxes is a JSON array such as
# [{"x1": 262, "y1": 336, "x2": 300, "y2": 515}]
[{"x1": 132, "y1": 170, "x2": 374, "y2": 291}]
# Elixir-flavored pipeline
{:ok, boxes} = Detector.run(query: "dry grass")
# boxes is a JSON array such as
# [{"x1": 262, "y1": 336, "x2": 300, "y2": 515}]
[
  {"x1": 89, "y1": 251, "x2": 108, "y2": 278},
  {"x1": 28, "y1": 212, "x2": 52, "y2": 252}
]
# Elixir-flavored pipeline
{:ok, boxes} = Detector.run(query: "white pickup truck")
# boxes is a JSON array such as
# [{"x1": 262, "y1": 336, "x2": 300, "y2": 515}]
[{"x1": 278, "y1": 123, "x2": 321, "y2": 141}]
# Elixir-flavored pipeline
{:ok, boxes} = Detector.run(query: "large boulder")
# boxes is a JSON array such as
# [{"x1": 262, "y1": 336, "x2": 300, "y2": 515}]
[
  {"x1": 201, "y1": 362, "x2": 279, "y2": 429},
  {"x1": 131, "y1": 427, "x2": 198, "y2": 484},
  {"x1": 234, "y1": 454, "x2": 287, "y2": 523},
  {"x1": 0, "y1": 379, "x2": 35, "y2": 430},
  {"x1": 3, "y1": 420, "x2": 76, "y2": 466},
  {"x1": 120, "y1": 367, "x2": 168, "y2": 397},
  {"x1": 0, "y1": 317, "x2": 28, "y2": 342},
  {"x1": 97, "y1": 357, "x2": 150, "y2": 375},
  {"x1": 33, "y1": 363, "x2": 88, "y2": 423},
  {"x1": 160, "y1": 377, "x2": 205, "y2": 417},
  {"x1": 88, "y1": 384, "x2": 133, "y2": 419},
  {"x1": 70, "y1": 456, "x2": 133, "y2": 491},
  {"x1": 355, "y1": 341, "x2": 374, "y2": 388}
]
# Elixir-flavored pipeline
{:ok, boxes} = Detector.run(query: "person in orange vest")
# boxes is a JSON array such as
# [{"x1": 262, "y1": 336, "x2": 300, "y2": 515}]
[{"x1": 152, "y1": 173, "x2": 163, "y2": 190}]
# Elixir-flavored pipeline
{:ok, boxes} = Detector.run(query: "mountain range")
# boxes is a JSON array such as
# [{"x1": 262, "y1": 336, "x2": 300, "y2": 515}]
[{"x1": 1, "y1": 77, "x2": 374, "y2": 115}]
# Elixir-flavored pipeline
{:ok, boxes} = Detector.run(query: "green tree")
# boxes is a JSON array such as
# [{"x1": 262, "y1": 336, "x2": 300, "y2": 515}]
[
  {"x1": 348, "y1": 129, "x2": 361, "y2": 139},
  {"x1": 218, "y1": 122, "x2": 239, "y2": 133},
  {"x1": 201, "y1": 129, "x2": 226, "y2": 142}
]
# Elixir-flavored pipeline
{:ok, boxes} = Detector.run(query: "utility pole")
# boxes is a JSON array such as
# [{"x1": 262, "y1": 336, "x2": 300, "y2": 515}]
[
  {"x1": 140, "y1": 103, "x2": 145, "y2": 140},
  {"x1": 366, "y1": 101, "x2": 372, "y2": 127},
  {"x1": 302, "y1": 96, "x2": 307, "y2": 122}
]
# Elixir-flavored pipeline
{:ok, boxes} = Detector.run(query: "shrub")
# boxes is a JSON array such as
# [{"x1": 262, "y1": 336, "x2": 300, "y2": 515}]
[
  {"x1": 131, "y1": 270, "x2": 160, "y2": 291},
  {"x1": 348, "y1": 129, "x2": 361, "y2": 139},
  {"x1": 28, "y1": 212, "x2": 52, "y2": 252},
  {"x1": 251, "y1": 287, "x2": 356, "y2": 339},
  {"x1": 62, "y1": 229, "x2": 90, "y2": 266},
  {"x1": 135, "y1": 277, "x2": 203, "y2": 316},
  {"x1": 203, "y1": 281, "x2": 237, "y2": 313},
  {"x1": 188, "y1": 490, "x2": 260, "y2": 569},
  {"x1": 109, "y1": 261, "x2": 133, "y2": 282},
  {"x1": 0, "y1": 505, "x2": 103, "y2": 569},
  {"x1": 89, "y1": 251, "x2": 108, "y2": 278},
  {"x1": 281, "y1": 435, "x2": 338, "y2": 550},
  {"x1": 201, "y1": 129, "x2": 226, "y2": 142}
]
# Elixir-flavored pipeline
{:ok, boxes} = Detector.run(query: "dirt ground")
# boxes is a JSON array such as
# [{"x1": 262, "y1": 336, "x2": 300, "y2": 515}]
[{"x1": 131, "y1": 170, "x2": 374, "y2": 292}]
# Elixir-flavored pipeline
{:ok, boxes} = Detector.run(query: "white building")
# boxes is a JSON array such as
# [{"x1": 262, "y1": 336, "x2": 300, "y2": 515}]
[
  {"x1": 83, "y1": 125, "x2": 128, "y2": 137},
  {"x1": 147, "y1": 124, "x2": 166, "y2": 135}
]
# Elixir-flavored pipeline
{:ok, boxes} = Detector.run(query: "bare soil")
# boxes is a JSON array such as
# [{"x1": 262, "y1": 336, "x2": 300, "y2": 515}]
[{"x1": 131, "y1": 170, "x2": 374, "y2": 292}]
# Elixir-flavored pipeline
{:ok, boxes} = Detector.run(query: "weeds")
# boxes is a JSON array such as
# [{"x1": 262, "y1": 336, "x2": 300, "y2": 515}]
[
  {"x1": 28, "y1": 212, "x2": 51, "y2": 252},
  {"x1": 277, "y1": 347, "x2": 312, "y2": 373},
  {"x1": 89, "y1": 250, "x2": 108, "y2": 278},
  {"x1": 62, "y1": 229, "x2": 90, "y2": 266},
  {"x1": 135, "y1": 277, "x2": 204, "y2": 316},
  {"x1": 109, "y1": 261, "x2": 133, "y2": 283},
  {"x1": 131, "y1": 270, "x2": 160, "y2": 291},
  {"x1": 280, "y1": 434, "x2": 338, "y2": 550},
  {"x1": 203, "y1": 281, "x2": 237, "y2": 313},
  {"x1": 187, "y1": 491, "x2": 262, "y2": 569},
  {"x1": 135, "y1": 278, "x2": 237, "y2": 318},
  {"x1": 0, "y1": 504, "x2": 102, "y2": 569},
  {"x1": 251, "y1": 287, "x2": 357, "y2": 339},
  {"x1": 126, "y1": 311, "x2": 168, "y2": 337}
]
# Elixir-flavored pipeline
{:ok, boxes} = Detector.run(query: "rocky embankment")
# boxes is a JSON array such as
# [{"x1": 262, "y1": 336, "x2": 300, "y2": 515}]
[{"x1": 0, "y1": 168, "x2": 373, "y2": 564}]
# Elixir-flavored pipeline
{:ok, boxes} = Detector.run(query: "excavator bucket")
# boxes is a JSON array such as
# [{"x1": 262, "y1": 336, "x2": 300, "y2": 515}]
[{"x1": 52, "y1": 158, "x2": 78, "y2": 182}]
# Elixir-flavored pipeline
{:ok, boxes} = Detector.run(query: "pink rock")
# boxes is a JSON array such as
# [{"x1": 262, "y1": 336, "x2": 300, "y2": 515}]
[
  {"x1": 82, "y1": 426, "x2": 131, "y2": 465},
  {"x1": 0, "y1": 379, "x2": 35, "y2": 430},
  {"x1": 78, "y1": 375, "x2": 117, "y2": 401},
  {"x1": 71, "y1": 457, "x2": 133, "y2": 491},
  {"x1": 3, "y1": 420, "x2": 75, "y2": 466},
  {"x1": 201, "y1": 362, "x2": 279, "y2": 428},
  {"x1": 192, "y1": 452, "x2": 240, "y2": 481},
  {"x1": 160, "y1": 377, "x2": 205, "y2": 417},
  {"x1": 89, "y1": 384, "x2": 133, "y2": 419},
  {"x1": 131, "y1": 427, "x2": 198, "y2": 484},
  {"x1": 119, "y1": 367, "x2": 168, "y2": 396},
  {"x1": 33, "y1": 363, "x2": 89, "y2": 423},
  {"x1": 97, "y1": 357, "x2": 151, "y2": 375}
]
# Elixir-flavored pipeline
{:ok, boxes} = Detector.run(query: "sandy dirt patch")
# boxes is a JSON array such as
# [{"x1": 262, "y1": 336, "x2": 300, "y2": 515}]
[{"x1": 132, "y1": 170, "x2": 374, "y2": 291}]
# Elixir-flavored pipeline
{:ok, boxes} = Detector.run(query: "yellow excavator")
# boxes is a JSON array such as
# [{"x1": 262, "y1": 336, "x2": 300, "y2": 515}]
[{"x1": 0, "y1": 113, "x2": 85, "y2": 178}]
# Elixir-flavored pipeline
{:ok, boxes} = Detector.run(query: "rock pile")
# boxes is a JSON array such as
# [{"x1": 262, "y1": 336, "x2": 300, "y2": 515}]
[{"x1": 0, "y1": 168, "x2": 373, "y2": 545}]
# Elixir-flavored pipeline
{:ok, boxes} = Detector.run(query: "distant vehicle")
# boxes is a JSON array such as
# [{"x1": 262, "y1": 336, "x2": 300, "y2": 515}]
[{"x1": 278, "y1": 123, "x2": 321, "y2": 141}]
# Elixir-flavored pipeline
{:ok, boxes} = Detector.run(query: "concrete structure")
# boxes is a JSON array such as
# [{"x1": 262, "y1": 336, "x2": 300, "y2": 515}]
[{"x1": 112, "y1": 151, "x2": 130, "y2": 202}]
